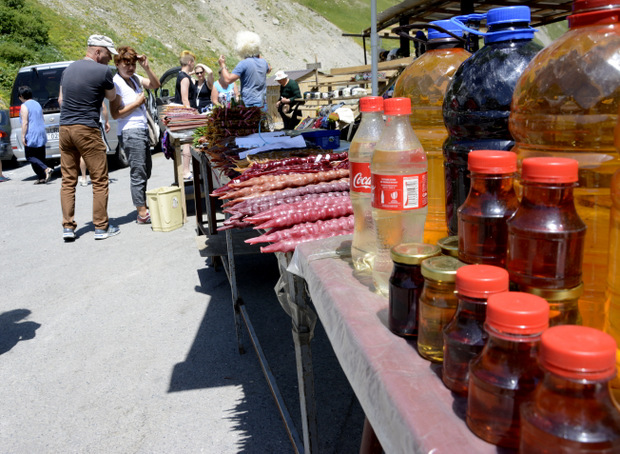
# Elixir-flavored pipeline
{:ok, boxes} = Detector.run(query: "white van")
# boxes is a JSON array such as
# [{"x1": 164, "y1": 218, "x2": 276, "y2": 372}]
[{"x1": 9, "y1": 61, "x2": 159, "y2": 168}]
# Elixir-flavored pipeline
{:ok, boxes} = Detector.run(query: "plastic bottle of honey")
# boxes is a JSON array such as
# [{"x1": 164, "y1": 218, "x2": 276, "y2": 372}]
[
  {"x1": 389, "y1": 243, "x2": 441, "y2": 337},
  {"x1": 350, "y1": 96, "x2": 385, "y2": 272},
  {"x1": 509, "y1": 1, "x2": 620, "y2": 330},
  {"x1": 457, "y1": 150, "x2": 519, "y2": 267},
  {"x1": 442, "y1": 264, "x2": 510, "y2": 395},
  {"x1": 520, "y1": 325, "x2": 620, "y2": 453},
  {"x1": 393, "y1": 20, "x2": 470, "y2": 246},
  {"x1": 371, "y1": 97, "x2": 428, "y2": 295},
  {"x1": 417, "y1": 255, "x2": 465, "y2": 362},
  {"x1": 442, "y1": 5, "x2": 542, "y2": 236},
  {"x1": 507, "y1": 157, "x2": 586, "y2": 290},
  {"x1": 605, "y1": 113, "x2": 620, "y2": 399},
  {"x1": 467, "y1": 292, "x2": 548, "y2": 448}
]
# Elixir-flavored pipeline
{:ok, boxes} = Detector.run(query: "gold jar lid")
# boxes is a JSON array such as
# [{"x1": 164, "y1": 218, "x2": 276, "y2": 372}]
[
  {"x1": 421, "y1": 255, "x2": 466, "y2": 282},
  {"x1": 390, "y1": 243, "x2": 441, "y2": 265},
  {"x1": 437, "y1": 235, "x2": 459, "y2": 258},
  {"x1": 520, "y1": 283, "x2": 584, "y2": 301}
]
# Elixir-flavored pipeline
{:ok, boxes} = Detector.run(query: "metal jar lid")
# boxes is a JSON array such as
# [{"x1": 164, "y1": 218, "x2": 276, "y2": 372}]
[
  {"x1": 437, "y1": 235, "x2": 459, "y2": 258},
  {"x1": 421, "y1": 255, "x2": 466, "y2": 282},
  {"x1": 390, "y1": 243, "x2": 441, "y2": 265},
  {"x1": 520, "y1": 283, "x2": 584, "y2": 301}
]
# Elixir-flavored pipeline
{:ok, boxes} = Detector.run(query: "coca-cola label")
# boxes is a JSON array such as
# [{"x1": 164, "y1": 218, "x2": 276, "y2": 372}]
[
  {"x1": 371, "y1": 172, "x2": 428, "y2": 210},
  {"x1": 350, "y1": 162, "x2": 372, "y2": 194}
]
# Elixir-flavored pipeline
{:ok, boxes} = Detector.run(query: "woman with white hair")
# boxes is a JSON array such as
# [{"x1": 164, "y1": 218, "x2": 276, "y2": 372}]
[{"x1": 218, "y1": 31, "x2": 271, "y2": 108}]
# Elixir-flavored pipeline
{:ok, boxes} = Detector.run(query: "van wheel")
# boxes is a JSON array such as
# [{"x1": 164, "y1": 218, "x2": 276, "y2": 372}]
[{"x1": 112, "y1": 143, "x2": 129, "y2": 168}]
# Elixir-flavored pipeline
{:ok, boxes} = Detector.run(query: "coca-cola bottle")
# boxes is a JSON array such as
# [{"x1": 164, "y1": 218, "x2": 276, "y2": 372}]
[
  {"x1": 350, "y1": 96, "x2": 384, "y2": 271},
  {"x1": 371, "y1": 97, "x2": 428, "y2": 295}
]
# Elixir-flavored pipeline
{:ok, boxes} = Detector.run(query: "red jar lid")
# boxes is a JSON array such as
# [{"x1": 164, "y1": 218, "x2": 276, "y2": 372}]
[
  {"x1": 521, "y1": 157, "x2": 579, "y2": 183},
  {"x1": 486, "y1": 292, "x2": 549, "y2": 334},
  {"x1": 456, "y1": 264, "x2": 509, "y2": 298},
  {"x1": 569, "y1": 0, "x2": 620, "y2": 27},
  {"x1": 384, "y1": 97, "x2": 412, "y2": 116},
  {"x1": 359, "y1": 96, "x2": 384, "y2": 112},
  {"x1": 468, "y1": 150, "x2": 517, "y2": 174},
  {"x1": 540, "y1": 325, "x2": 617, "y2": 381}
]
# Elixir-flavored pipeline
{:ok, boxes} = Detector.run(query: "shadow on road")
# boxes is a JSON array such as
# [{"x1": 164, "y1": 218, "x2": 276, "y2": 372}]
[{"x1": 0, "y1": 309, "x2": 41, "y2": 355}]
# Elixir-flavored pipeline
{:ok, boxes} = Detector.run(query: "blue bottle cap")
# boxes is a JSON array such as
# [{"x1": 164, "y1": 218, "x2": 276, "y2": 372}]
[
  {"x1": 428, "y1": 19, "x2": 464, "y2": 40},
  {"x1": 487, "y1": 5, "x2": 531, "y2": 26},
  {"x1": 485, "y1": 6, "x2": 535, "y2": 44}
]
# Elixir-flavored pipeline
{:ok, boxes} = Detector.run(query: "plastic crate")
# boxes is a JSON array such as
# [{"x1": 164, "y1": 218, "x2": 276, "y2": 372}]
[
  {"x1": 146, "y1": 186, "x2": 183, "y2": 232},
  {"x1": 301, "y1": 129, "x2": 341, "y2": 149}
]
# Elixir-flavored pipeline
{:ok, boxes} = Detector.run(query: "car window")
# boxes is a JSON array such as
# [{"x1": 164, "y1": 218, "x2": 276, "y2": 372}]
[{"x1": 10, "y1": 67, "x2": 66, "y2": 114}]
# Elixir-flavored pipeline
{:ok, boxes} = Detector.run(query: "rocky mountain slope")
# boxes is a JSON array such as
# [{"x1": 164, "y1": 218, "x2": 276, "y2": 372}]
[{"x1": 36, "y1": 0, "x2": 370, "y2": 74}]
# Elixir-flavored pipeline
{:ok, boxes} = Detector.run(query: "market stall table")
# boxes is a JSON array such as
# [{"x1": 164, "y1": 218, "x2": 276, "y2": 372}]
[
  {"x1": 288, "y1": 235, "x2": 499, "y2": 454},
  {"x1": 190, "y1": 144, "x2": 320, "y2": 454}
]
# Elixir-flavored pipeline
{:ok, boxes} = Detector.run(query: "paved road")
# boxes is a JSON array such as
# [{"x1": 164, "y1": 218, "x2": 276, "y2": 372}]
[{"x1": 0, "y1": 154, "x2": 363, "y2": 453}]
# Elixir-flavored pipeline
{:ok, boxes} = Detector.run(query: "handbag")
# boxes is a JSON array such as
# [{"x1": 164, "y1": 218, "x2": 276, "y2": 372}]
[
  {"x1": 133, "y1": 75, "x2": 160, "y2": 147},
  {"x1": 145, "y1": 108, "x2": 159, "y2": 147}
]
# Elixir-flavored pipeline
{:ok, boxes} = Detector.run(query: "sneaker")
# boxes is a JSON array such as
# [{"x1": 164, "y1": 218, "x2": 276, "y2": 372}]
[
  {"x1": 80, "y1": 178, "x2": 88, "y2": 187},
  {"x1": 94, "y1": 225, "x2": 120, "y2": 240},
  {"x1": 0, "y1": 176, "x2": 10, "y2": 183},
  {"x1": 63, "y1": 228, "x2": 76, "y2": 242},
  {"x1": 137, "y1": 212, "x2": 151, "y2": 224},
  {"x1": 45, "y1": 167, "x2": 53, "y2": 183}
]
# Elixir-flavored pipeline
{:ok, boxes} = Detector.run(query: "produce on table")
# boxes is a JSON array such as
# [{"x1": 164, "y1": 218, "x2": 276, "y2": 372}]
[
  {"x1": 245, "y1": 194, "x2": 352, "y2": 225},
  {"x1": 193, "y1": 105, "x2": 264, "y2": 145},
  {"x1": 246, "y1": 215, "x2": 354, "y2": 245},
  {"x1": 224, "y1": 191, "x2": 349, "y2": 217},
  {"x1": 217, "y1": 168, "x2": 350, "y2": 201}
]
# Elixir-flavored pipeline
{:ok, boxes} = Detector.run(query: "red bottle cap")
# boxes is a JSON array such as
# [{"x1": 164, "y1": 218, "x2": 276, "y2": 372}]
[
  {"x1": 569, "y1": 0, "x2": 620, "y2": 27},
  {"x1": 384, "y1": 97, "x2": 412, "y2": 116},
  {"x1": 540, "y1": 325, "x2": 617, "y2": 381},
  {"x1": 359, "y1": 96, "x2": 384, "y2": 112},
  {"x1": 468, "y1": 150, "x2": 517, "y2": 174},
  {"x1": 486, "y1": 292, "x2": 549, "y2": 334},
  {"x1": 521, "y1": 157, "x2": 579, "y2": 183},
  {"x1": 456, "y1": 264, "x2": 509, "y2": 298}
]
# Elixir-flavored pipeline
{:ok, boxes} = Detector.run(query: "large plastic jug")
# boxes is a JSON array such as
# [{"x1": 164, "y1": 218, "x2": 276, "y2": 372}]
[
  {"x1": 442, "y1": 6, "x2": 543, "y2": 236},
  {"x1": 393, "y1": 20, "x2": 471, "y2": 245},
  {"x1": 606, "y1": 112, "x2": 620, "y2": 401},
  {"x1": 510, "y1": 0, "x2": 620, "y2": 330}
]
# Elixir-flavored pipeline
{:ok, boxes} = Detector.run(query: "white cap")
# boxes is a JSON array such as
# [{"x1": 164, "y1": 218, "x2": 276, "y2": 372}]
[
  {"x1": 274, "y1": 70, "x2": 288, "y2": 81},
  {"x1": 87, "y1": 35, "x2": 118, "y2": 55}
]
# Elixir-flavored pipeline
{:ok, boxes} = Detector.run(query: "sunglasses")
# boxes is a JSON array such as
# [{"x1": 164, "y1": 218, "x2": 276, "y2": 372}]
[{"x1": 195, "y1": 71, "x2": 204, "y2": 75}]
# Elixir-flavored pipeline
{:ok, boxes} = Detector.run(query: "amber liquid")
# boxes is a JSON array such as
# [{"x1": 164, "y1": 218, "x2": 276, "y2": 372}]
[
  {"x1": 442, "y1": 296, "x2": 488, "y2": 395},
  {"x1": 389, "y1": 263, "x2": 424, "y2": 337},
  {"x1": 507, "y1": 183, "x2": 586, "y2": 289},
  {"x1": 393, "y1": 47, "x2": 470, "y2": 245},
  {"x1": 606, "y1": 169, "x2": 620, "y2": 400},
  {"x1": 458, "y1": 173, "x2": 519, "y2": 267},
  {"x1": 509, "y1": 22, "x2": 620, "y2": 329},
  {"x1": 417, "y1": 280, "x2": 458, "y2": 362},
  {"x1": 467, "y1": 332, "x2": 542, "y2": 448},
  {"x1": 520, "y1": 375, "x2": 620, "y2": 453}
]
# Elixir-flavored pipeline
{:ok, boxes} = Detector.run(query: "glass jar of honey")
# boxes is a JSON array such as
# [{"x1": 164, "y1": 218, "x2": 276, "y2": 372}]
[
  {"x1": 417, "y1": 255, "x2": 465, "y2": 362},
  {"x1": 389, "y1": 243, "x2": 441, "y2": 337}
]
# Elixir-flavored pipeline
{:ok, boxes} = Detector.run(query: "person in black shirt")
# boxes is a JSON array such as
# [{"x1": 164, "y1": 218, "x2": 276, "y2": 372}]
[
  {"x1": 274, "y1": 71, "x2": 303, "y2": 130},
  {"x1": 193, "y1": 63, "x2": 214, "y2": 112}
]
